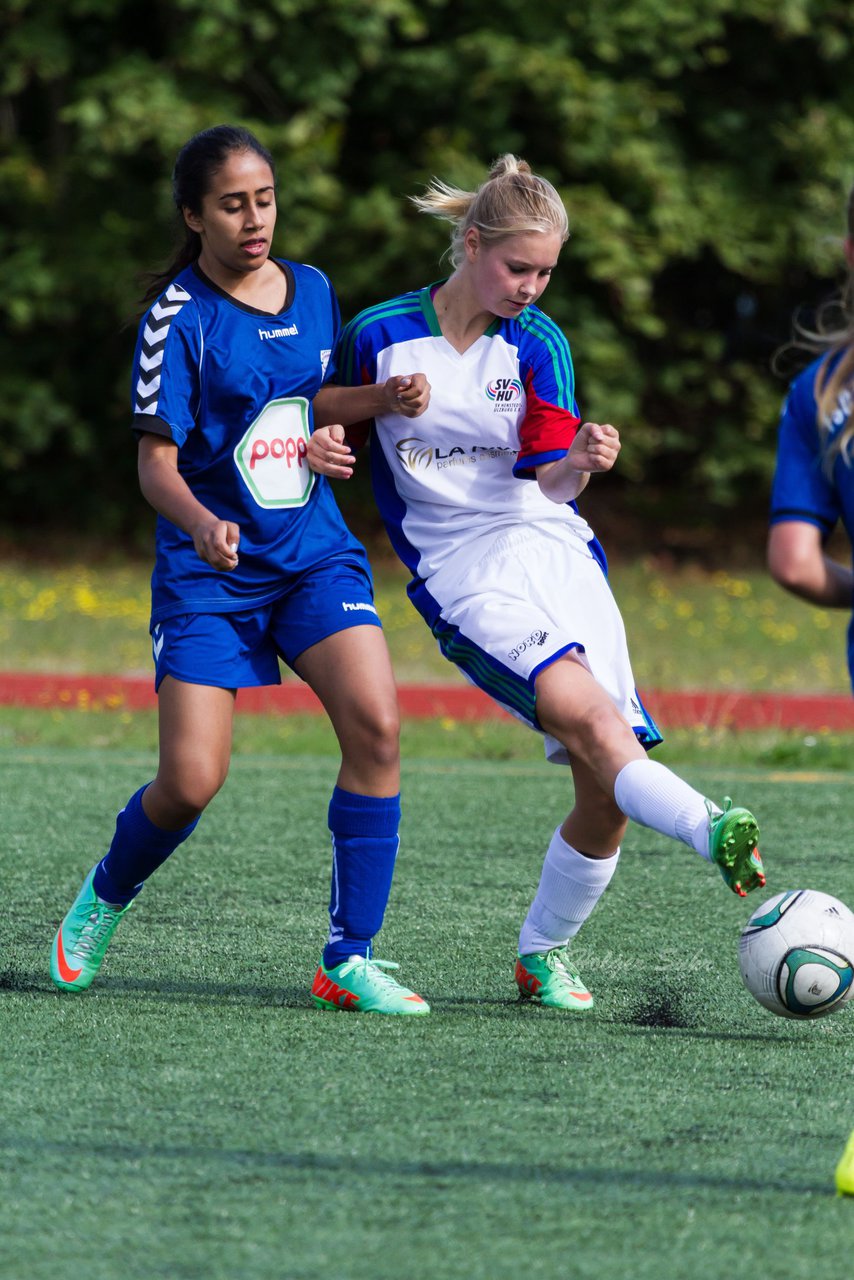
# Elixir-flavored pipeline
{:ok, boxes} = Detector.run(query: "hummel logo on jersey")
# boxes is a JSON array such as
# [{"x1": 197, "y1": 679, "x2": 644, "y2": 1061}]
[
  {"x1": 152, "y1": 627, "x2": 164, "y2": 662},
  {"x1": 342, "y1": 602, "x2": 378, "y2": 615},
  {"x1": 135, "y1": 283, "x2": 192, "y2": 415},
  {"x1": 258, "y1": 324, "x2": 299, "y2": 340},
  {"x1": 823, "y1": 384, "x2": 854, "y2": 435}
]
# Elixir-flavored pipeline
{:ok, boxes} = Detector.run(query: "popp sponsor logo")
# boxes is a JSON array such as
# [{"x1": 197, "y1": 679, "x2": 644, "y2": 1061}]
[
  {"x1": 234, "y1": 397, "x2": 315, "y2": 509},
  {"x1": 248, "y1": 435, "x2": 307, "y2": 471}
]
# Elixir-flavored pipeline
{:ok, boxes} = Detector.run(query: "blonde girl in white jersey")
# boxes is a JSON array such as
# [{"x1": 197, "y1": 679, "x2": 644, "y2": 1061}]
[{"x1": 310, "y1": 156, "x2": 766, "y2": 1010}]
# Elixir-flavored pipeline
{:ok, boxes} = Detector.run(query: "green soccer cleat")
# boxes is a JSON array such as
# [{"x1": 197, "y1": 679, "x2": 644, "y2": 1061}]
[
  {"x1": 707, "y1": 798, "x2": 765, "y2": 897},
  {"x1": 311, "y1": 955, "x2": 430, "y2": 1015},
  {"x1": 50, "y1": 867, "x2": 133, "y2": 992},
  {"x1": 515, "y1": 947, "x2": 594, "y2": 1011}
]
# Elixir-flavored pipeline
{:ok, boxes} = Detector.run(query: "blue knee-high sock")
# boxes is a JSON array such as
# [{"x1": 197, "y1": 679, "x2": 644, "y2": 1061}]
[
  {"x1": 322, "y1": 787, "x2": 401, "y2": 970},
  {"x1": 92, "y1": 785, "x2": 199, "y2": 906}
]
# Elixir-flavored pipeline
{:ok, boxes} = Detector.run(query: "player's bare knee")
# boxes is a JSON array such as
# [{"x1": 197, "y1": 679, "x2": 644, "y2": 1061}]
[
  {"x1": 345, "y1": 704, "x2": 400, "y2": 770},
  {"x1": 158, "y1": 761, "x2": 228, "y2": 819},
  {"x1": 363, "y1": 722, "x2": 401, "y2": 772},
  {"x1": 553, "y1": 700, "x2": 614, "y2": 757}
]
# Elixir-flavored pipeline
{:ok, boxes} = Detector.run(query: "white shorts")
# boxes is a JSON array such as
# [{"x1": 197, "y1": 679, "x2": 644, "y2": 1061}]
[{"x1": 424, "y1": 522, "x2": 661, "y2": 765}]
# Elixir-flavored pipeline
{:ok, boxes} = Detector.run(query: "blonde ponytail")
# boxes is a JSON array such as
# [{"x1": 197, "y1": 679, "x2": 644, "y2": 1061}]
[{"x1": 411, "y1": 154, "x2": 569, "y2": 268}]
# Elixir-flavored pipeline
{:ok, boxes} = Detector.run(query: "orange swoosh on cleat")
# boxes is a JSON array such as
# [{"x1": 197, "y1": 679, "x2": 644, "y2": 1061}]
[
  {"x1": 55, "y1": 925, "x2": 83, "y2": 983},
  {"x1": 405, "y1": 994, "x2": 427, "y2": 1003}
]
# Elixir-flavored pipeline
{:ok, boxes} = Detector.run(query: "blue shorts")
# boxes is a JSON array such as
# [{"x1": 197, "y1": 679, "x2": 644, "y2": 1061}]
[{"x1": 151, "y1": 561, "x2": 381, "y2": 691}]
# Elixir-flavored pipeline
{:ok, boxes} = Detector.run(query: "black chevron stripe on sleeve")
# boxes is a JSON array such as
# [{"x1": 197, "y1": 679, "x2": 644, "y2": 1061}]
[{"x1": 133, "y1": 283, "x2": 193, "y2": 416}]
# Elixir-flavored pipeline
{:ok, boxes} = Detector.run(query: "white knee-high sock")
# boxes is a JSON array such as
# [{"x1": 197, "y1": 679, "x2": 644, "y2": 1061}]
[
  {"x1": 518, "y1": 828, "x2": 620, "y2": 956},
  {"x1": 613, "y1": 758, "x2": 715, "y2": 859}
]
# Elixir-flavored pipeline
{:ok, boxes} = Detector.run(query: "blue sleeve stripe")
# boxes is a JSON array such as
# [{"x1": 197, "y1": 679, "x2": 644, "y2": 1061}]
[
  {"x1": 337, "y1": 295, "x2": 421, "y2": 384},
  {"x1": 512, "y1": 448, "x2": 567, "y2": 478},
  {"x1": 519, "y1": 309, "x2": 576, "y2": 407}
]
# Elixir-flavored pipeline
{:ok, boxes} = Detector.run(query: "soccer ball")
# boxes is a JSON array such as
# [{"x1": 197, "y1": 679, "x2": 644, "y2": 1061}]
[{"x1": 738, "y1": 889, "x2": 854, "y2": 1020}]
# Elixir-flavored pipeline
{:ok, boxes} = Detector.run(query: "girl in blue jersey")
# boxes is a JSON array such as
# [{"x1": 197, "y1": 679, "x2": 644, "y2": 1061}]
[
  {"x1": 310, "y1": 155, "x2": 766, "y2": 1011},
  {"x1": 50, "y1": 126, "x2": 430, "y2": 1015},
  {"x1": 768, "y1": 182, "x2": 854, "y2": 690}
]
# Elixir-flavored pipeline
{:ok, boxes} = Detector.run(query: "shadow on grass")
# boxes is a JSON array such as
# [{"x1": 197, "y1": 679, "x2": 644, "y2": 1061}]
[
  {"x1": 1, "y1": 964, "x2": 824, "y2": 1042},
  {"x1": 0, "y1": 1133, "x2": 833, "y2": 1197},
  {"x1": 0, "y1": 967, "x2": 311, "y2": 1008},
  {"x1": 1, "y1": 962, "x2": 516, "y2": 1011},
  {"x1": 3, "y1": 969, "x2": 526, "y2": 1013},
  {"x1": 3, "y1": 961, "x2": 843, "y2": 1043}
]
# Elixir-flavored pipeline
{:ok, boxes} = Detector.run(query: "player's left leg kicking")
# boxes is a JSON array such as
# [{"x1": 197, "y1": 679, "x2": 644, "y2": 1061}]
[{"x1": 516, "y1": 656, "x2": 764, "y2": 1011}]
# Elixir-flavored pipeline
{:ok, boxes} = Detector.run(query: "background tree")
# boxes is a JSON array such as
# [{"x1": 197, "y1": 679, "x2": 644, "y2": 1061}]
[{"x1": 2, "y1": 0, "x2": 853, "y2": 550}]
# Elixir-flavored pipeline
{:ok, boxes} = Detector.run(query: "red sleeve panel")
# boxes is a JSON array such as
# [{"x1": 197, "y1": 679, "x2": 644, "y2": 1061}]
[{"x1": 513, "y1": 376, "x2": 580, "y2": 479}]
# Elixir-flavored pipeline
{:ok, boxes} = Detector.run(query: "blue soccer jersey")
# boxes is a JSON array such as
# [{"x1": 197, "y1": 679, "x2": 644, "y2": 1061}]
[
  {"x1": 131, "y1": 260, "x2": 368, "y2": 625},
  {"x1": 770, "y1": 352, "x2": 854, "y2": 538},
  {"x1": 770, "y1": 351, "x2": 854, "y2": 685}
]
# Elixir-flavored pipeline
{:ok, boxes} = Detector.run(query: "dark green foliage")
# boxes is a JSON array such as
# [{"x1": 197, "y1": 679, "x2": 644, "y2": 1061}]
[{"x1": 3, "y1": 0, "x2": 854, "y2": 533}]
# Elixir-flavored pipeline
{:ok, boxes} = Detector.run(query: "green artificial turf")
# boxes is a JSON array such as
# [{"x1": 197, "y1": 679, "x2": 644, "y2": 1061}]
[{"x1": 1, "y1": 744, "x2": 852, "y2": 1279}]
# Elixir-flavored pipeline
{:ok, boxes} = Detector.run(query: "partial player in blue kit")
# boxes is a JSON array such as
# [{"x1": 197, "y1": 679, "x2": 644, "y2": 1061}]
[
  {"x1": 768, "y1": 180, "x2": 854, "y2": 691},
  {"x1": 49, "y1": 125, "x2": 430, "y2": 1015},
  {"x1": 310, "y1": 154, "x2": 767, "y2": 1011}
]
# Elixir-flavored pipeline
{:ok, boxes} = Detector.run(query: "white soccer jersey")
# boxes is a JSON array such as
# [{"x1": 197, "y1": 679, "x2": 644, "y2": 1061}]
[
  {"x1": 335, "y1": 284, "x2": 595, "y2": 595},
  {"x1": 335, "y1": 284, "x2": 661, "y2": 756}
]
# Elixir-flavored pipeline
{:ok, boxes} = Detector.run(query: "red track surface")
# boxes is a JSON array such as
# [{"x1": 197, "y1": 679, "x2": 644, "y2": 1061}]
[{"x1": 1, "y1": 671, "x2": 852, "y2": 730}]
